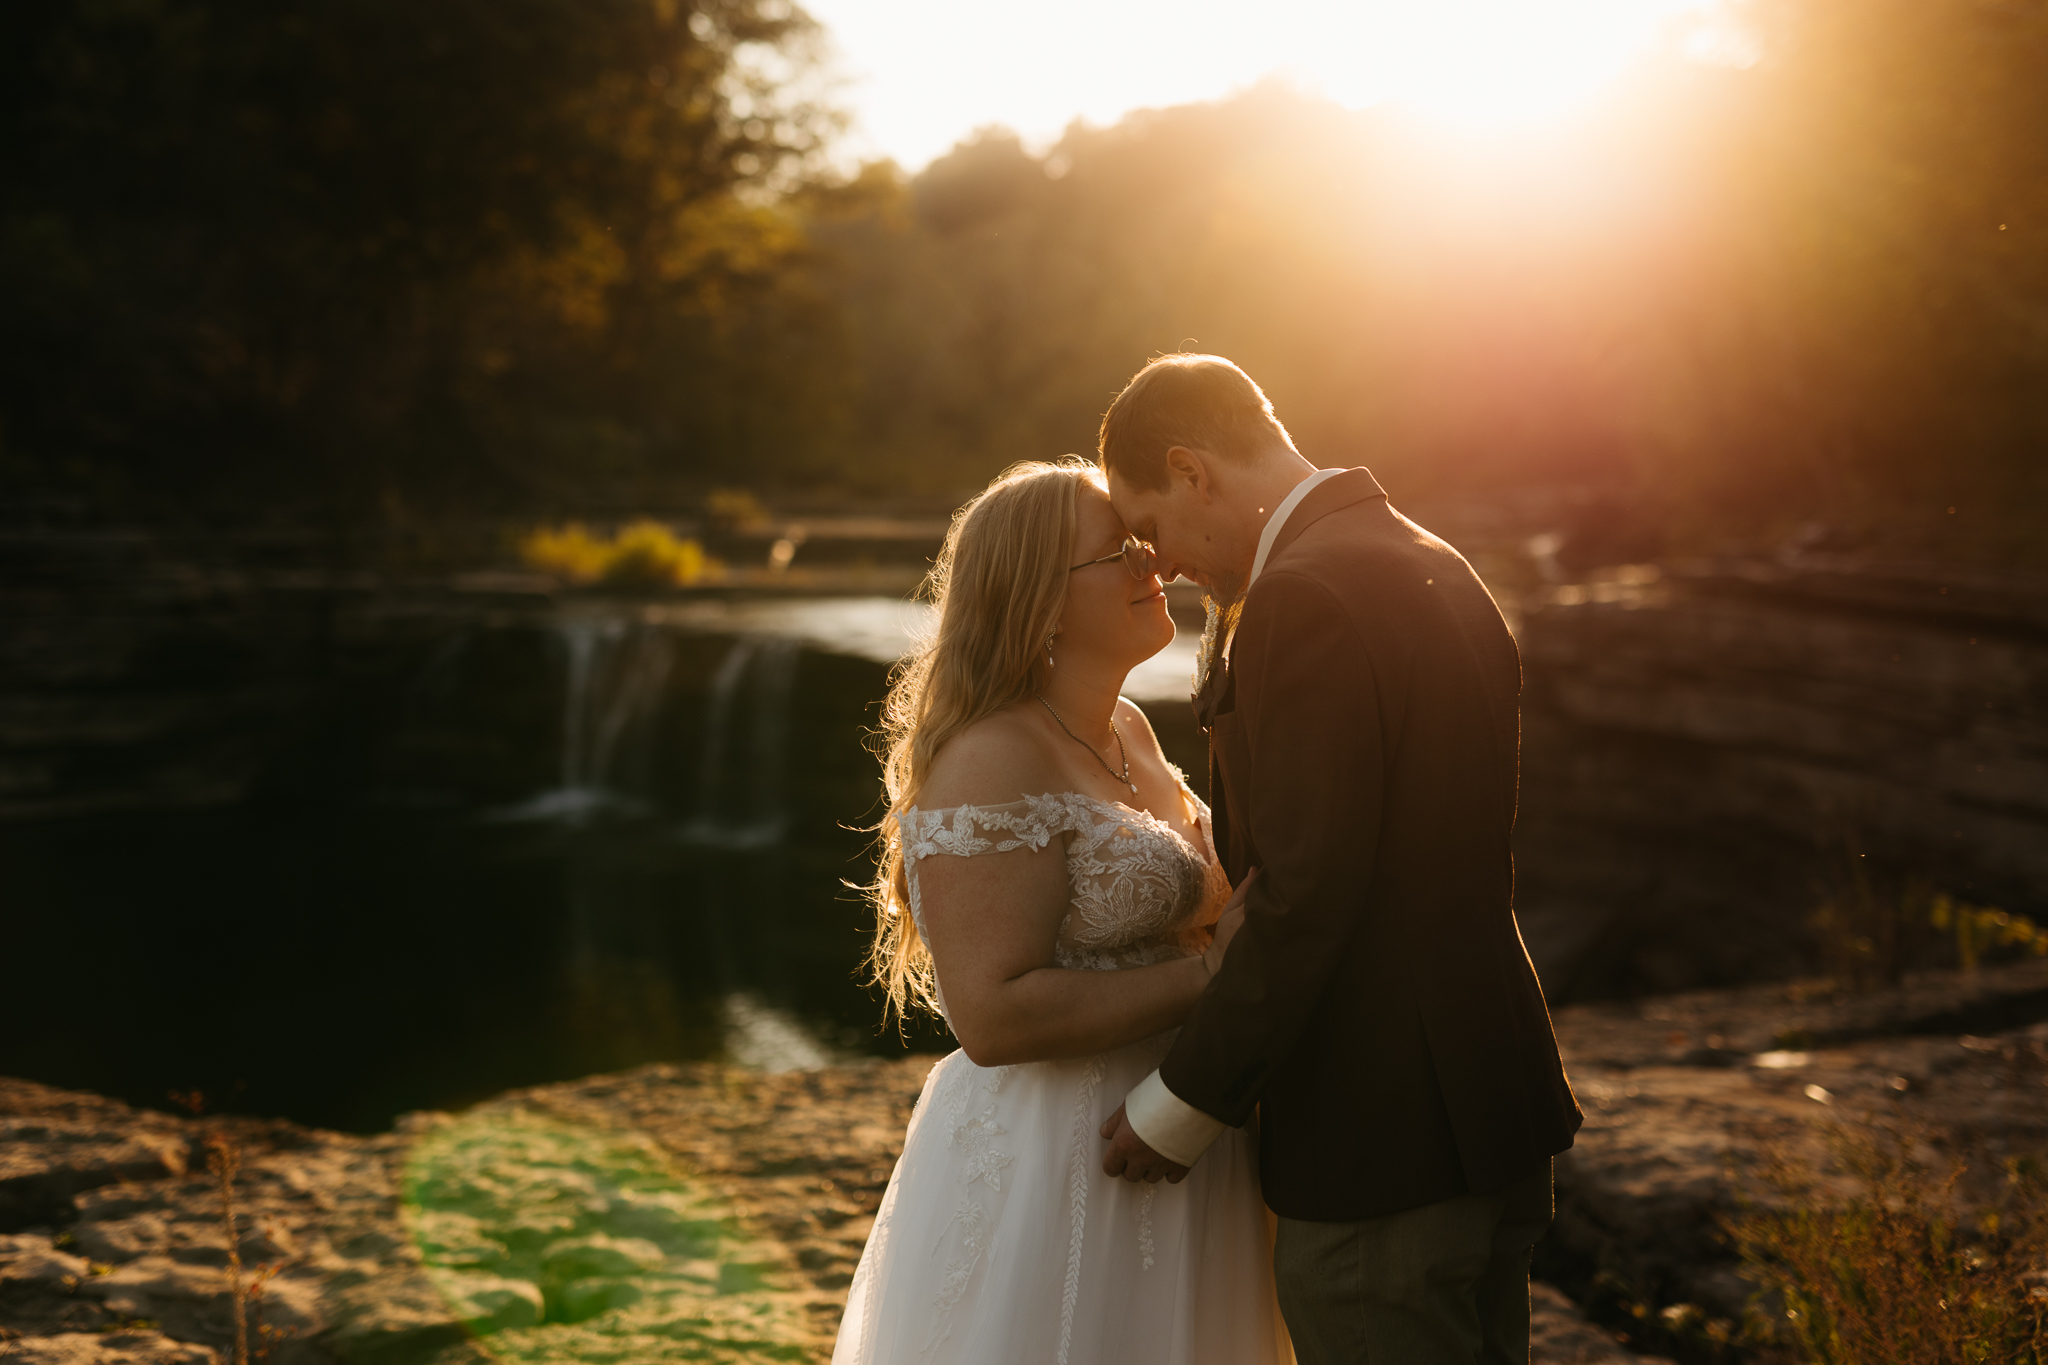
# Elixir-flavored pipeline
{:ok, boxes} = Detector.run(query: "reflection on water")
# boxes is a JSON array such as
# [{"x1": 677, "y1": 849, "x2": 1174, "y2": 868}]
[
  {"x1": 0, "y1": 593, "x2": 1207, "y2": 1132},
  {"x1": 639, "y1": 595, "x2": 932, "y2": 665},
  {"x1": 720, "y1": 993, "x2": 836, "y2": 1072},
  {"x1": 640, "y1": 594, "x2": 1202, "y2": 703}
]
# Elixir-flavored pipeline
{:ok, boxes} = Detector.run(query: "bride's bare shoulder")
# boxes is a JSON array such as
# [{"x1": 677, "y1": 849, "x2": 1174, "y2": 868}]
[
  {"x1": 1113, "y1": 695, "x2": 1159, "y2": 743},
  {"x1": 912, "y1": 706, "x2": 1066, "y2": 812}
]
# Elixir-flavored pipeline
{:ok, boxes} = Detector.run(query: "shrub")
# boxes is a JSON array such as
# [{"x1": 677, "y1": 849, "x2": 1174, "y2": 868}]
[
  {"x1": 1808, "y1": 857, "x2": 2044, "y2": 991},
  {"x1": 519, "y1": 521, "x2": 714, "y2": 589},
  {"x1": 1931, "y1": 895, "x2": 2048, "y2": 974}
]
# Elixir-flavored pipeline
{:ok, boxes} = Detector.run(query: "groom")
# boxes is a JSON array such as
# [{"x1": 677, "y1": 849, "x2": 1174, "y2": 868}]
[{"x1": 1096, "y1": 355, "x2": 1581, "y2": 1363}]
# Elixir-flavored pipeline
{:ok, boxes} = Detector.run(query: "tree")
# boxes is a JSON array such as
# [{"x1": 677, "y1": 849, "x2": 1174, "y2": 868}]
[{"x1": 0, "y1": 0, "x2": 841, "y2": 522}]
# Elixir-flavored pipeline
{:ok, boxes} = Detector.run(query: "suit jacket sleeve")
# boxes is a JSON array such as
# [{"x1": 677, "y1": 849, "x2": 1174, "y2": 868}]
[{"x1": 1160, "y1": 568, "x2": 1384, "y2": 1126}]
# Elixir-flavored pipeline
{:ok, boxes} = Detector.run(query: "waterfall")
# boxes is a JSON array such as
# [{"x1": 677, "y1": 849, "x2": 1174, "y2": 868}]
[
  {"x1": 555, "y1": 617, "x2": 610, "y2": 801},
  {"x1": 587, "y1": 625, "x2": 677, "y2": 797},
  {"x1": 746, "y1": 636, "x2": 799, "y2": 838},
  {"x1": 489, "y1": 611, "x2": 799, "y2": 844},
  {"x1": 679, "y1": 636, "x2": 798, "y2": 849},
  {"x1": 691, "y1": 638, "x2": 756, "y2": 825},
  {"x1": 474, "y1": 606, "x2": 828, "y2": 1070},
  {"x1": 490, "y1": 610, "x2": 676, "y2": 823}
]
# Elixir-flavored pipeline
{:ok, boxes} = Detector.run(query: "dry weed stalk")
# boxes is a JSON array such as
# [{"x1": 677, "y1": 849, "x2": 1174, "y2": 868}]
[
  {"x1": 1729, "y1": 1116, "x2": 2048, "y2": 1363},
  {"x1": 174, "y1": 1090, "x2": 289, "y2": 1365},
  {"x1": 204, "y1": 1133, "x2": 250, "y2": 1365}
]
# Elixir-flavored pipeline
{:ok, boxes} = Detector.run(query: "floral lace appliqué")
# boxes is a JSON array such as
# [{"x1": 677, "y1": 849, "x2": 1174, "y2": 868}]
[
  {"x1": 1136, "y1": 1185, "x2": 1157, "y2": 1271},
  {"x1": 920, "y1": 1197, "x2": 990, "y2": 1360},
  {"x1": 888, "y1": 784, "x2": 1233, "y2": 1360},
  {"x1": 895, "y1": 783, "x2": 1230, "y2": 991},
  {"x1": 921, "y1": 1063, "x2": 1014, "y2": 1356},
  {"x1": 1057, "y1": 1055, "x2": 1108, "y2": 1365},
  {"x1": 948, "y1": 1067, "x2": 1014, "y2": 1192}
]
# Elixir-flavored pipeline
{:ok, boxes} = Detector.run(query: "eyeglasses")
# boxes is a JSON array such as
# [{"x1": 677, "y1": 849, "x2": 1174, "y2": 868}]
[{"x1": 1069, "y1": 535, "x2": 1159, "y2": 580}]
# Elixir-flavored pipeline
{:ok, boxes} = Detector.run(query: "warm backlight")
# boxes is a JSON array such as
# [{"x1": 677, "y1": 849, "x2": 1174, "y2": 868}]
[
  {"x1": 807, "y1": 0, "x2": 1725, "y2": 168},
  {"x1": 1316, "y1": 0, "x2": 1714, "y2": 130}
]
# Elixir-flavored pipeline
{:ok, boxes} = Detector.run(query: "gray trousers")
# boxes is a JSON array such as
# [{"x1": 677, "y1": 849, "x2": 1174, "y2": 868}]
[{"x1": 1273, "y1": 1163, "x2": 1554, "y2": 1365}]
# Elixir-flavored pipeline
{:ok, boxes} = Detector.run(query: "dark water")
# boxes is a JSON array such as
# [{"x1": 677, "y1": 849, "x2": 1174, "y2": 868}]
[{"x1": 0, "y1": 597, "x2": 1203, "y2": 1133}]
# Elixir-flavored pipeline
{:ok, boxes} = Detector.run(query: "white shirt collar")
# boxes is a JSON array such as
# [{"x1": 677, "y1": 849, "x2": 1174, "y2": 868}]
[{"x1": 1247, "y1": 468, "x2": 1345, "y2": 588}]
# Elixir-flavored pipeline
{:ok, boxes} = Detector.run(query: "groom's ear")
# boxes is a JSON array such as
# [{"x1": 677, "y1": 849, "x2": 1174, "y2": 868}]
[{"x1": 1164, "y1": 445, "x2": 1212, "y2": 502}]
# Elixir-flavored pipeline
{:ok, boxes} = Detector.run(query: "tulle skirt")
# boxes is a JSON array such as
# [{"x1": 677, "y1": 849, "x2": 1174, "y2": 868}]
[{"x1": 833, "y1": 1032, "x2": 1292, "y2": 1365}]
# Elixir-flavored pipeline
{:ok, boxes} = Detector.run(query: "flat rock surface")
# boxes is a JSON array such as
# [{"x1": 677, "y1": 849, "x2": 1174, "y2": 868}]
[
  {"x1": 0, "y1": 1057, "x2": 1658, "y2": 1363},
  {"x1": 1546, "y1": 957, "x2": 2048, "y2": 1357},
  {"x1": 58, "y1": 956, "x2": 2048, "y2": 1363}
]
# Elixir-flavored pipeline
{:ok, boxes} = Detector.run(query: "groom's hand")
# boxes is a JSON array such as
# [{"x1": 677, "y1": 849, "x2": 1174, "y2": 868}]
[{"x1": 1099, "y1": 1103, "x2": 1191, "y2": 1184}]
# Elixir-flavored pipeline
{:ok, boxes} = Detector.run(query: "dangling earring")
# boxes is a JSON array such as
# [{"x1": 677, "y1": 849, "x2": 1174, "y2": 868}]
[{"x1": 1045, "y1": 629, "x2": 1057, "y2": 670}]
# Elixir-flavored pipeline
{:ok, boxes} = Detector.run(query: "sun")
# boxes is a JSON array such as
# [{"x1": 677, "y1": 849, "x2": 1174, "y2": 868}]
[
  {"x1": 1299, "y1": 0, "x2": 1714, "y2": 131},
  {"x1": 806, "y1": 0, "x2": 1731, "y2": 171}
]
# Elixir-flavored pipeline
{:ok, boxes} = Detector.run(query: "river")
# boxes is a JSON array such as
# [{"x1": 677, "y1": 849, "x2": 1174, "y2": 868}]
[
  {"x1": 7, "y1": 550, "x2": 2039, "y2": 1133},
  {"x1": 0, "y1": 592, "x2": 1204, "y2": 1132}
]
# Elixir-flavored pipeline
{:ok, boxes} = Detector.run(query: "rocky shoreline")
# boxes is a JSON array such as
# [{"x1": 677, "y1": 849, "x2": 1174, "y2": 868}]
[
  {"x1": 10, "y1": 957, "x2": 2048, "y2": 1365},
  {"x1": 1514, "y1": 554, "x2": 2048, "y2": 1001}
]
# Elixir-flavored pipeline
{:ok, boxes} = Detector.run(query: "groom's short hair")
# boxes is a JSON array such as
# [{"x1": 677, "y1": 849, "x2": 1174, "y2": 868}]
[{"x1": 1097, "y1": 354, "x2": 1297, "y2": 492}]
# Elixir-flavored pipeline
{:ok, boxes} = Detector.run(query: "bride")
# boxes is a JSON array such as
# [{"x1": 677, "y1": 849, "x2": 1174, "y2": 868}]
[{"x1": 832, "y1": 459, "x2": 1291, "y2": 1365}]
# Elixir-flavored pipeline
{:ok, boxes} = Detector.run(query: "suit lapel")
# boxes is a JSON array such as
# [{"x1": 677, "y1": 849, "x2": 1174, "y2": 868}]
[
  {"x1": 1197, "y1": 468, "x2": 1386, "y2": 721},
  {"x1": 1262, "y1": 467, "x2": 1386, "y2": 569},
  {"x1": 1193, "y1": 466, "x2": 1386, "y2": 876},
  {"x1": 1189, "y1": 467, "x2": 1384, "y2": 729}
]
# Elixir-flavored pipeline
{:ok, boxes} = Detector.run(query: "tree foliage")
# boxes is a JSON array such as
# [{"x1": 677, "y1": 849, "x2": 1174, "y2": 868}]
[
  {"x1": 3, "y1": 0, "x2": 2043, "y2": 563},
  {"x1": 799, "y1": 0, "x2": 2048, "y2": 561},
  {"x1": 0, "y1": 0, "x2": 839, "y2": 517}
]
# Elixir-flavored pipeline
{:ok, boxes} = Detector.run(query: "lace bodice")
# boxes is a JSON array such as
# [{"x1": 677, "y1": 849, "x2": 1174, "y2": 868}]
[
  {"x1": 842, "y1": 781, "x2": 1288, "y2": 1365},
  {"x1": 895, "y1": 779, "x2": 1231, "y2": 976}
]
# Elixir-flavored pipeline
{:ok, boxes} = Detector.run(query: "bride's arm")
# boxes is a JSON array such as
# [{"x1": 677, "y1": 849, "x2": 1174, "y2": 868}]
[
  {"x1": 917, "y1": 841, "x2": 1212, "y2": 1068},
  {"x1": 910, "y1": 713, "x2": 1232, "y2": 1068}
]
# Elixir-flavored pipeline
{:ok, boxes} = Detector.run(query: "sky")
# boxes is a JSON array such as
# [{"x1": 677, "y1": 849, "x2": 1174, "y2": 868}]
[{"x1": 800, "y1": 0, "x2": 1723, "y2": 172}]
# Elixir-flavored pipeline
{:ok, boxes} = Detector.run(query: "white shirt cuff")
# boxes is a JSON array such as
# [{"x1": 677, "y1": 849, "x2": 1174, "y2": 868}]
[{"x1": 1124, "y1": 1068, "x2": 1227, "y2": 1167}]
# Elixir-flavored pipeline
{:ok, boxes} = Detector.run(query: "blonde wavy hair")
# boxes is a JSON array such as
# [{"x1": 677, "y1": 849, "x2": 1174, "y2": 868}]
[{"x1": 864, "y1": 457, "x2": 1103, "y2": 1022}]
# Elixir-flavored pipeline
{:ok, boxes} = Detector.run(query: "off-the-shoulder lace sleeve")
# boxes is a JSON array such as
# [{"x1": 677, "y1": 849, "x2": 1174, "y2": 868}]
[{"x1": 892, "y1": 795, "x2": 1086, "y2": 933}]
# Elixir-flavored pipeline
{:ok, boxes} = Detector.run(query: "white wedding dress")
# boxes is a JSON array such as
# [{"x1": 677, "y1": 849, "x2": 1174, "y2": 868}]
[{"x1": 832, "y1": 783, "x2": 1293, "y2": 1365}]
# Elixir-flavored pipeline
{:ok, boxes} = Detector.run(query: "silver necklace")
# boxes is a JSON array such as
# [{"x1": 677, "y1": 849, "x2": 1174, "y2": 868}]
[{"x1": 1037, "y1": 694, "x2": 1136, "y2": 795}]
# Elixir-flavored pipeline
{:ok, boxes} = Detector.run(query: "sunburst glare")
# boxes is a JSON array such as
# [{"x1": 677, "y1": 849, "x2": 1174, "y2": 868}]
[
  {"x1": 1315, "y1": 0, "x2": 1717, "y2": 129},
  {"x1": 808, "y1": 0, "x2": 1727, "y2": 167}
]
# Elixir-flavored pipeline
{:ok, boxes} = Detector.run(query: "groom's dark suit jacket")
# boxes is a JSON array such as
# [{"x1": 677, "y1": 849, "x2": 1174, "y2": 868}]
[{"x1": 1167, "y1": 468, "x2": 1581, "y2": 1222}]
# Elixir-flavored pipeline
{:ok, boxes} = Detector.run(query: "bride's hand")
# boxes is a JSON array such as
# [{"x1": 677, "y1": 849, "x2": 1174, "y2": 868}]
[{"x1": 1201, "y1": 867, "x2": 1259, "y2": 978}]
